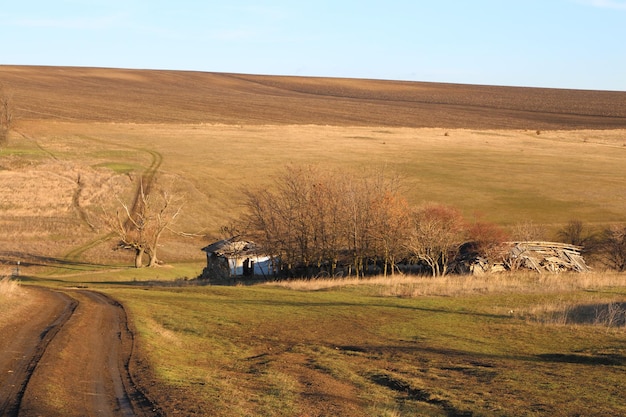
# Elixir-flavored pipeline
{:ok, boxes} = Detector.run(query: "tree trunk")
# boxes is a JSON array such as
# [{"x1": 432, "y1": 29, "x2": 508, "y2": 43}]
[
  {"x1": 134, "y1": 247, "x2": 145, "y2": 268},
  {"x1": 148, "y1": 250, "x2": 158, "y2": 267}
]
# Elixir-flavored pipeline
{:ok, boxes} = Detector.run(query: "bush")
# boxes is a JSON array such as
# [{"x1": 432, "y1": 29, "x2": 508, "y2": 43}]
[{"x1": 599, "y1": 224, "x2": 626, "y2": 271}]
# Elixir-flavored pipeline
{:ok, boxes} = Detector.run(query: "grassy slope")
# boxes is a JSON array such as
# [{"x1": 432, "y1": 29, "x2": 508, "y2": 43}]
[
  {"x1": 2, "y1": 122, "x2": 625, "y2": 271},
  {"x1": 108, "y1": 280, "x2": 626, "y2": 417}
]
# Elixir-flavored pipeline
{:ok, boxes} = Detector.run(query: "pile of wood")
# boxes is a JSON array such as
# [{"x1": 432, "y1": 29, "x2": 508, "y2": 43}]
[
  {"x1": 506, "y1": 241, "x2": 590, "y2": 273},
  {"x1": 464, "y1": 241, "x2": 591, "y2": 274}
]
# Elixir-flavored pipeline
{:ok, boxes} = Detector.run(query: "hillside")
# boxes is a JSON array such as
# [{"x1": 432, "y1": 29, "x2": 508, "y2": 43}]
[
  {"x1": 1, "y1": 66, "x2": 625, "y2": 269},
  {"x1": 2, "y1": 65, "x2": 626, "y2": 129}
]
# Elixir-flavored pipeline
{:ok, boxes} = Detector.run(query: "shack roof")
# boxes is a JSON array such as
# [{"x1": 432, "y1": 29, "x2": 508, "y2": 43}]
[{"x1": 202, "y1": 237, "x2": 260, "y2": 258}]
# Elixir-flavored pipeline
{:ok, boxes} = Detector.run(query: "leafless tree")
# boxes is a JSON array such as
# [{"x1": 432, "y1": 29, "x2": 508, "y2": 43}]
[
  {"x1": 557, "y1": 219, "x2": 597, "y2": 252},
  {"x1": 510, "y1": 220, "x2": 547, "y2": 242},
  {"x1": 406, "y1": 204, "x2": 467, "y2": 277},
  {"x1": 369, "y1": 192, "x2": 412, "y2": 277},
  {"x1": 102, "y1": 182, "x2": 183, "y2": 268},
  {"x1": 245, "y1": 165, "x2": 350, "y2": 276},
  {"x1": 0, "y1": 84, "x2": 13, "y2": 146},
  {"x1": 243, "y1": 165, "x2": 407, "y2": 278},
  {"x1": 599, "y1": 224, "x2": 626, "y2": 272}
]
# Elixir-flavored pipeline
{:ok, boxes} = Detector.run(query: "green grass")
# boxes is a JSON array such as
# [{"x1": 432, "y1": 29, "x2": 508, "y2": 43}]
[
  {"x1": 92, "y1": 162, "x2": 139, "y2": 174},
  {"x1": 104, "y1": 279, "x2": 626, "y2": 417},
  {"x1": 19, "y1": 262, "x2": 204, "y2": 288}
]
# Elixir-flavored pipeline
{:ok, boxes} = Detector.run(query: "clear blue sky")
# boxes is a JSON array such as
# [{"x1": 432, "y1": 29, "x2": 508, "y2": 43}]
[{"x1": 2, "y1": 0, "x2": 625, "y2": 91}]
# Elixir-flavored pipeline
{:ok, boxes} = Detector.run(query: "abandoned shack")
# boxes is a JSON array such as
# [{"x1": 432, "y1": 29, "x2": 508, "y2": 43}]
[{"x1": 201, "y1": 237, "x2": 273, "y2": 280}]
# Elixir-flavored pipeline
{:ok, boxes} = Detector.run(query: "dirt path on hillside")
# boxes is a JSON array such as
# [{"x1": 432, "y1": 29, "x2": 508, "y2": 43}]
[
  {"x1": 0, "y1": 288, "x2": 158, "y2": 417},
  {"x1": 64, "y1": 137, "x2": 163, "y2": 263}
]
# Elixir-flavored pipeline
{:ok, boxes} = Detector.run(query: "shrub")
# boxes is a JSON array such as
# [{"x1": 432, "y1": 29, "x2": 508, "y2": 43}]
[{"x1": 599, "y1": 224, "x2": 626, "y2": 271}]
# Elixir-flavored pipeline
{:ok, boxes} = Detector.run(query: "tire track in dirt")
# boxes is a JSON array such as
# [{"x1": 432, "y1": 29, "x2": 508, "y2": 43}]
[
  {"x1": 0, "y1": 289, "x2": 77, "y2": 417},
  {"x1": 64, "y1": 136, "x2": 163, "y2": 262},
  {"x1": 14, "y1": 129, "x2": 96, "y2": 238},
  {"x1": 14, "y1": 130, "x2": 59, "y2": 160},
  {"x1": 125, "y1": 148, "x2": 163, "y2": 226},
  {"x1": 0, "y1": 130, "x2": 161, "y2": 263},
  {"x1": 69, "y1": 173, "x2": 101, "y2": 234},
  {"x1": 0, "y1": 288, "x2": 160, "y2": 417}
]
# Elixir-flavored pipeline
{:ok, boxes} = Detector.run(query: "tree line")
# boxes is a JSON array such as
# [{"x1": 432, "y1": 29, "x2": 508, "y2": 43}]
[
  {"x1": 88, "y1": 165, "x2": 624, "y2": 274},
  {"x1": 236, "y1": 166, "x2": 626, "y2": 278}
]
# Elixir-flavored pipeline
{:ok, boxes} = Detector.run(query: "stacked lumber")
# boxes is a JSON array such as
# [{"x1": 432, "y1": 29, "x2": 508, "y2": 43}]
[{"x1": 507, "y1": 241, "x2": 590, "y2": 273}]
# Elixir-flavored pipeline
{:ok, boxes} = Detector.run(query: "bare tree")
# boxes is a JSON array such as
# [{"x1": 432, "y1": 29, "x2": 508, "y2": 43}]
[
  {"x1": 245, "y1": 165, "x2": 351, "y2": 277},
  {"x1": 599, "y1": 224, "x2": 626, "y2": 272},
  {"x1": 557, "y1": 219, "x2": 597, "y2": 253},
  {"x1": 243, "y1": 165, "x2": 409, "y2": 278},
  {"x1": 510, "y1": 220, "x2": 547, "y2": 242},
  {"x1": 0, "y1": 84, "x2": 13, "y2": 146},
  {"x1": 369, "y1": 192, "x2": 412, "y2": 276},
  {"x1": 102, "y1": 182, "x2": 183, "y2": 268},
  {"x1": 344, "y1": 176, "x2": 375, "y2": 278},
  {"x1": 406, "y1": 204, "x2": 467, "y2": 277}
]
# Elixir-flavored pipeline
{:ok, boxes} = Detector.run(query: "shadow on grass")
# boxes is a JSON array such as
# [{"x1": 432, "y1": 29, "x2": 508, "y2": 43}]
[
  {"x1": 0, "y1": 251, "x2": 118, "y2": 271},
  {"x1": 335, "y1": 341, "x2": 626, "y2": 371},
  {"x1": 564, "y1": 302, "x2": 626, "y2": 327},
  {"x1": 537, "y1": 353, "x2": 626, "y2": 366}
]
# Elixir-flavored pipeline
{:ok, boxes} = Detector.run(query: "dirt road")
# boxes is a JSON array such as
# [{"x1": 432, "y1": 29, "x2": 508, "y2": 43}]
[{"x1": 0, "y1": 287, "x2": 158, "y2": 417}]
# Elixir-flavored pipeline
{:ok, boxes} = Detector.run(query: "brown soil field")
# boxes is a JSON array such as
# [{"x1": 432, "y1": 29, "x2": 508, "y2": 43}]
[{"x1": 2, "y1": 65, "x2": 626, "y2": 129}]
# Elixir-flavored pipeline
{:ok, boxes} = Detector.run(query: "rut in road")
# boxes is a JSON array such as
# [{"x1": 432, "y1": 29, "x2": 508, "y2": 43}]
[
  {"x1": 1, "y1": 289, "x2": 159, "y2": 417},
  {"x1": 0, "y1": 290, "x2": 77, "y2": 417}
]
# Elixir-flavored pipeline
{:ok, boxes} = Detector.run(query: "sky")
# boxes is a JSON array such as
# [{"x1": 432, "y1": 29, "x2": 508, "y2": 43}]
[{"x1": 1, "y1": 0, "x2": 625, "y2": 91}]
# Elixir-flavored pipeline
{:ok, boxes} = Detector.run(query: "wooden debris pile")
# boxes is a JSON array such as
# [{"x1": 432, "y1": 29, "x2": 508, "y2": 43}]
[
  {"x1": 506, "y1": 241, "x2": 590, "y2": 273},
  {"x1": 461, "y1": 241, "x2": 591, "y2": 274}
]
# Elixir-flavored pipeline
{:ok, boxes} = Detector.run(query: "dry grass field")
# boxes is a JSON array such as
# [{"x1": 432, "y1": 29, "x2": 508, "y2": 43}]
[{"x1": 1, "y1": 65, "x2": 626, "y2": 270}]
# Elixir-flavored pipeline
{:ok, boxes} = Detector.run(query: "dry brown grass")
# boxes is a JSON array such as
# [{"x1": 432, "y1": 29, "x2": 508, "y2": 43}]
[
  {"x1": 1, "y1": 122, "x2": 625, "y2": 269},
  {"x1": 265, "y1": 270, "x2": 626, "y2": 296},
  {"x1": 0, "y1": 275, "x2": 21, "y2": 297},
  {"x1": 267, "y1": 271, "x2": 626, "y2": 330},
  {"x1": 0, "y1": 275, "x2": 26, "y2": 326}
]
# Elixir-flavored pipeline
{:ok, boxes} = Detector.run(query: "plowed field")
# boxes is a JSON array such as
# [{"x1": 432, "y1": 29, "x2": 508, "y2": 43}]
[{"x1": 2, "y1": 65, "x2": 626, "y2": 129}]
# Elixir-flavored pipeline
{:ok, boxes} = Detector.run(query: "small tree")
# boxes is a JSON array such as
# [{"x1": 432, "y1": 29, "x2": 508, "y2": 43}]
[
  {"x1": 0, "y1": 84, "x2": 13, "y2": 147},
  {"x1": 466, "y1": 219, "x2": 510, "y2": 263},
  {"x1": 406, "y1": 204, "x2": 467, "y2": 277},
  {"x1": 599, "y1": 224, "x2": 626, "y2": 272},
  {"x1": 102, "y1": 182, "x2": 183, "y2": 268},
  {"x1": 510, "y1": 220, "x2": 547, "y2": 242},
  {"x1": 557, "y1": 219, "x2": 597, "y2": 253},
  {"x1": 369, "y1": 192, "x2": 412, "y2": 276}
]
